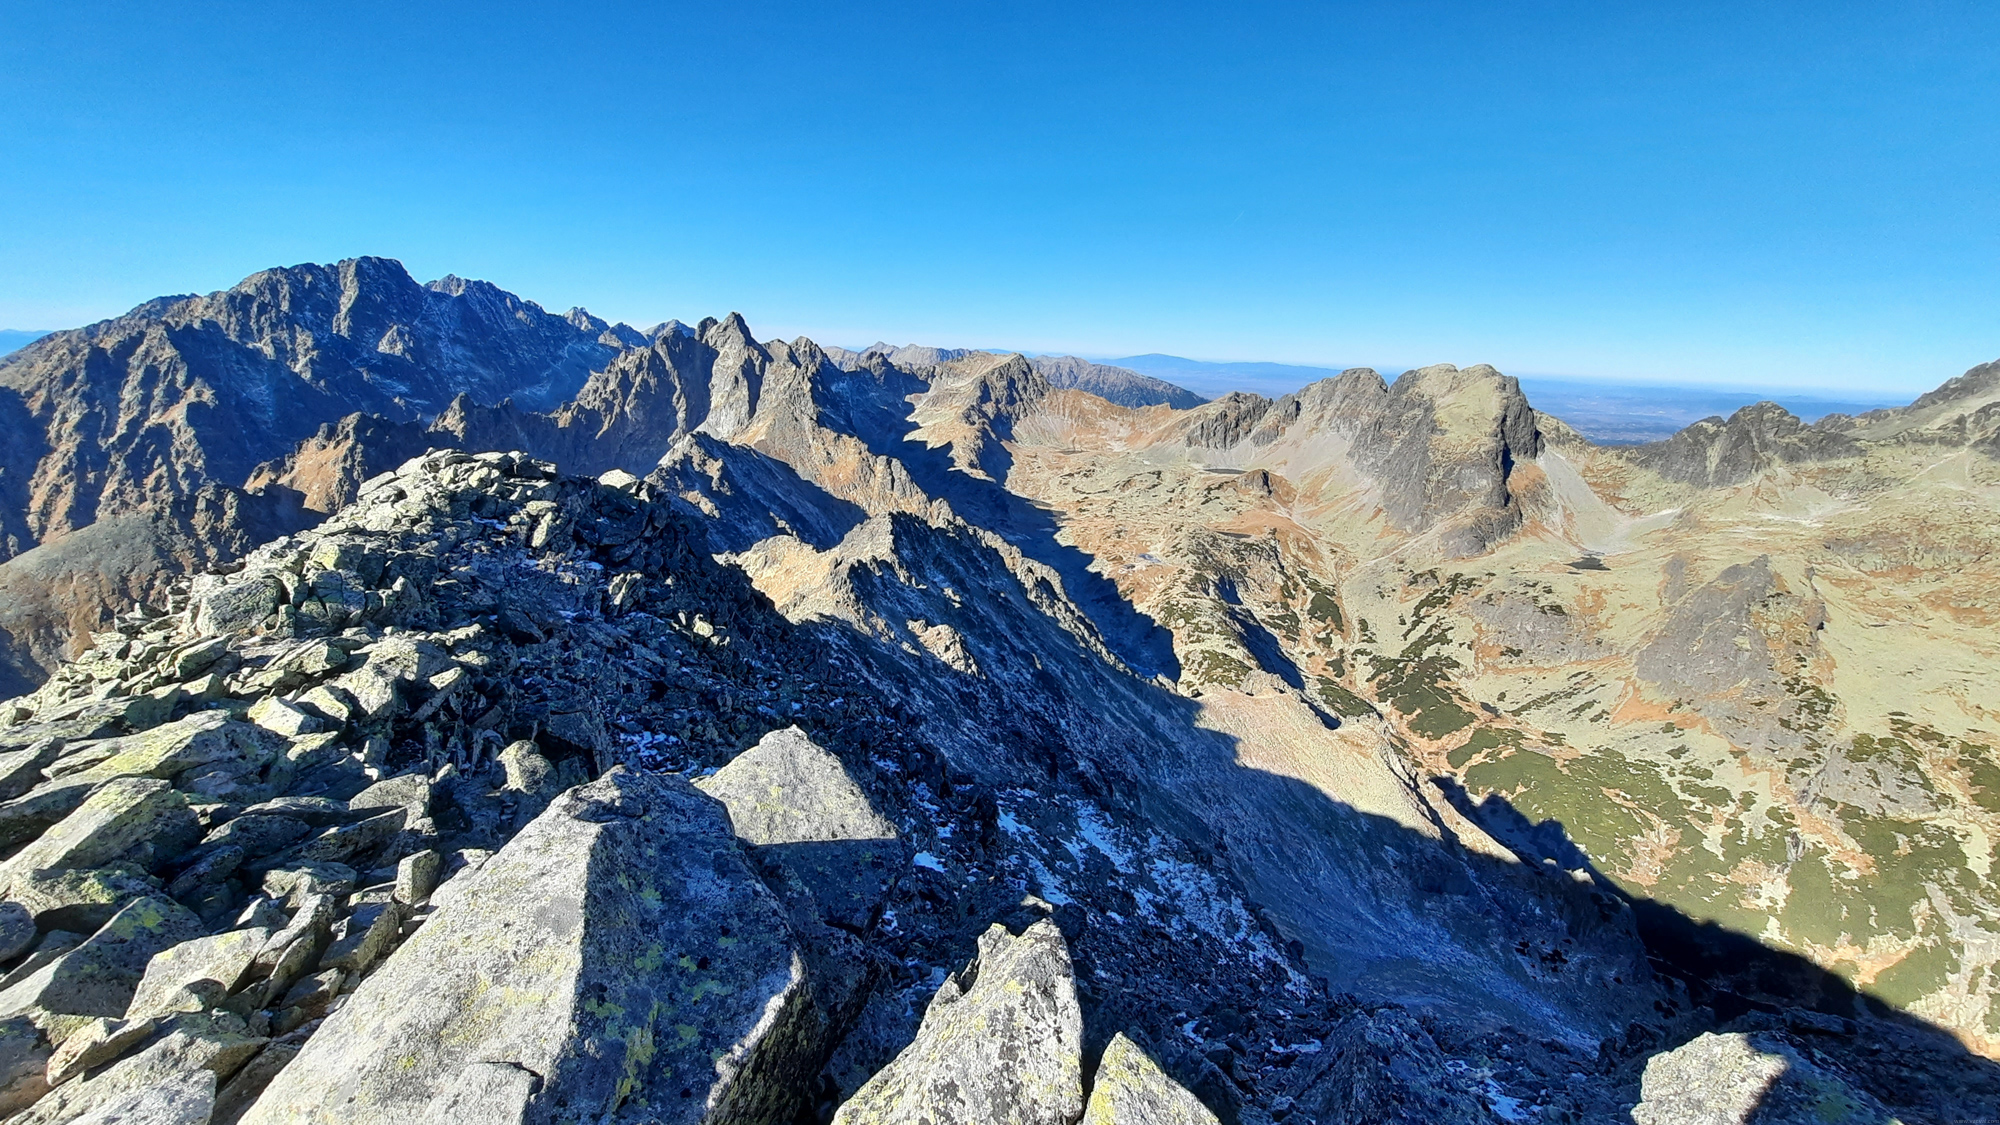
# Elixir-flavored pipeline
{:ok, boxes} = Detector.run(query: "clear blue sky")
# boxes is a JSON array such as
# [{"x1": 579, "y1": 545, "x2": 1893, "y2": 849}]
[{"x1": 3, "y1": 1, "x2": 1997, "y2": 394}]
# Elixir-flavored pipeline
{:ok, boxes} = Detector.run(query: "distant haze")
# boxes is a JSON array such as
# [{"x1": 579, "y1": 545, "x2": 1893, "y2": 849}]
[
  {"x1": 1106, "y1": 353, "x2": 1908, "y2": 443},
  {"x1": 0, "y1": 330, "x2": 49, "y2": 357}
]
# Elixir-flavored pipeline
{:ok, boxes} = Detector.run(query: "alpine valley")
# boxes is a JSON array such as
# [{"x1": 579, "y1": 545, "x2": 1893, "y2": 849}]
[{"x1": 0, "y1": 258, "x2": 1994, "y2": 1124}]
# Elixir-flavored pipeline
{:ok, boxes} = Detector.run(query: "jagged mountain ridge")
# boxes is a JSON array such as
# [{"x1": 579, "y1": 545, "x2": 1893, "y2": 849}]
[{"x1": 1, "y1": 260, "x2": 1998, "y2": 1122}]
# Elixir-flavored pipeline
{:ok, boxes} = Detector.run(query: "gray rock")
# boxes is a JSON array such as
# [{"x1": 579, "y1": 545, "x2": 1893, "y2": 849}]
[
  {"x1": 47, "y1": 1016, "x2": 158, "y2": 1087},
  {"x1": 346, "y1": 772, "x2": 430, "y2": 820},
  {"x1": 315, "y1": 899, "x2": 401, "y2": 975},
  {"x1": 45, "y1": 712, "x2": 282, "y2": 790},
  {"x1": 67, "y1": 1068, "x2": 216, "y2": 1125},
  {"x1": 391, "y1": 849, "x2": 440, "y2": 906},
  {"x1": 245, "y1": 698, "x2": 319, "y2": 738},
  {"x1": 198, "y1": 815, "x2": 311, "y2": 861},
  {"x1": 234, "y1": 796, "x2": 351, "y2": 828},
  {"x1": 210, "y1": 1040, "x2": 298, "y2": 1125},
  {"x1": 125, "y1": 929, "x2": 270, "y2": 1022},
  {"x1": 0, "y1": 901, "x2": 35, "y2": 961},
  {"x1": 289, "y1": 809, "x2": 404, "y2": 866},
  {"x1": 831, "y1": 919, "x2": 1083, "y2": 1125},
  {"x1": 696, "y1": 726, "x2": 901, "y2": 930},
  {"x1": 192, "y1": 575, "x2": 285, "y2": 638},
  {"x1": 0, "y1": 1014, "x2": 51, "y2": 1114},
  {"x1": 0, "y1": 737, "x2": 63, "y2": 801},
  {"x1": 1630, "y1": 1031, "x2": 1893, "y2": 1125},
  {"x1": 0, "y1": 778, "x2": 198, "y2": 893},
  {"x1": 240, "y1": 767, "x2": 827, "y2": 1125},
  {"x1": 0, "y1": 897, "x2": 206, "y2": 1022},
  {"x1": 1082, "y1": 1033, "x2": 1220, "y2": 1125},
  {"x1": 10, "y1": 866, "x2": 165, "y2": 935},
  {"x1": 1283, "y1": 1009, "x2": 1493, "y2": 1125},
  {"x1": 12, "y1": 1013, "x2": 263, "y2": 1125},
  {"x1": 258, "y1": 864, "x2": 355, "y2": 907}
]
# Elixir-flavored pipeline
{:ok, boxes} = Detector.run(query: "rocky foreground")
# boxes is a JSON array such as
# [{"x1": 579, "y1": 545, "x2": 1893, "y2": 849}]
[{"x1": 0, "y1": 448, "x2": 1968, "y2": 1123}]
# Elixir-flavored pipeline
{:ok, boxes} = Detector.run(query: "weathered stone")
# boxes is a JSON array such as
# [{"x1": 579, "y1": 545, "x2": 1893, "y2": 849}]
[
  {"x1": 697, "y1": 726, "x2": 901, "y2": 931},
  {"x1": 346, "y1": 772, "x2": 430, "y2": 820},
  {"x1": 193, "y1": 575, "x2": 284, "y2": 638},
  {"x1": 831, "y1": 920, "x2": 1082, "y2": 1125},
  {"x1": 0, "y1": 1014, "x2": 51, "y2": 1114},
  {"x1": 9, "y1": 866, "x2": 163, "y2": 935},
  {"x1": 236, "y1": 796, "x2": 351, "y2": 828},
  {"x1": 0, "y1": 897, "x2": 205, "y2": 1021},
  {"x1": 167, "y1": 637, "x2": 231, "y2": 681},
  {"x1": 260, "y1": 864, "x2": 355, "y2": 906},
  {"x1": 45, "y1": 712, "x2": 282, "y2": 790},
  {"x1": 12, "y1": 1013, "x2": 262, "y2": 1125},
  {"x1": 1082, "y1": 1033, "x2": 1220, "y2": 1125},
  {"x1": 1285, "y1": 1009, "x2": 1491, "y2": 1125},
  {"x1": 0, "y1": 902, "x2": 35, "y2": 961},
  {"x1": 272, "y1": 968, "x2": 343, "y2": 1036},
  {"x1": 315, "y1": 900, "x2": 401, "y2": 975},
  {"x1": 241, "y1": 767, "x2": 826, "y2": 1125},
  {"x1": 66, "y1": 1068, "x2": 215, "y2": 1125},
  {"x1": 496, "y1": 740, "x2": 553, "y2": 795},
  {"x1": 1630, "y1": 1031, "x2": 1893, "y2": 1125},
  {"x1": 291, "y1": 809, "x2": 405, "y2": 866},
  {"x1": 0, "y1": 778, "x2": 198, "y2": 893},
  {"x1": 246, "y1": 698, "x2": 319, "y2": 738},
  {"x1": 239, "y1": 896, "x2": 337, "y2": 1014},
  {"x1": 200, "y1": 815, "x2": 311, "y2": 861},
  {"x1": 328, "y1": 666, "x2": 400, "y2": 723},
  {"x1": 211, "y1": 1039, "x2": 298, "y2": 1125},
  {"x1": 291, "y1": 685, "x2": 353, "y2": 728},
  {"x1": 0, "y1": 738, "x2": 63, "y2": 801},
  {"x1": 392, "y1": 849, "x2": 440, "y2": 906},
  {"x1": 126, "y1": 929, "x2": 270, "y2": 1023},
  {"x1": 167, "y1": 846, "x2": 247, "y2": 901},
  {"x1": 47, "y1": 1015, "x2": 157, "y2": 1087},
  {"x1": 0, "y1": 780, "x2": 98, "y2": 853},
  {"x1": 0, "y1": 931, "x2": 85, "y2": 992}
]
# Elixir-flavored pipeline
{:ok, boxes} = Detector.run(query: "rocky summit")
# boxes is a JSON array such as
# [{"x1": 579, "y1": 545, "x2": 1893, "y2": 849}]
[{"x1": 0, "y1": 260, "x2": 1996, "y2": 1124}]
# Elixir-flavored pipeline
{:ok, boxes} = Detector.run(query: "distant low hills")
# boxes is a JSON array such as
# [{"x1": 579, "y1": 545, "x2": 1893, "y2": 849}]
[{"x1": 0, "y1": 330, "x2": 50, "y2": 357}]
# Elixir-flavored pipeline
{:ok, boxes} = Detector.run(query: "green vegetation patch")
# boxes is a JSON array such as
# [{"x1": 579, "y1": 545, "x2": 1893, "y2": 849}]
[
  {"x1": 1448, "y1": 726, "x2": 1521, "y2": 770},
  {"x1": 1313, "y1": 677, "x2": 1375, "y2": 719}
]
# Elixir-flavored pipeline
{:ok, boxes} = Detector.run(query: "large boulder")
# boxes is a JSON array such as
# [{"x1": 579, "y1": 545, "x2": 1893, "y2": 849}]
[
  {"x1": 1082, "y1": 1033, "x2": 1220, "y2": 1125},
  {"x1": 831, "y1": 919, "x2": 1083, "y2": 1125},
  {"x1": 0, "y1": 896, "x2": 206, "y2": 1023},
  {"x1": 1630, "y1": 1031, "x2": 1893, "y2": 1125},
  {"x1": 240, "y1": 767, "x2": 829, "y2": 1124},
  {"x1": 695, "y1": 726, "x2": 901, "y2": 930},
  {"x1": 11, "y1": 1013, "x2": 264, "y2": 1125},
  {"x1": 0, "y1": 777, "x2": 198, "y2": 894}
]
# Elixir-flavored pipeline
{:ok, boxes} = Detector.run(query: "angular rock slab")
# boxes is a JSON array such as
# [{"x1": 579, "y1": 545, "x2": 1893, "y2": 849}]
[
  {"x1": 1630, "y1": 1031, "x2": 1893, "y2": 1125},
  {"x1": 696, "y1": 726, "x2": 901, "y2": 930},
  {"x1": 241, "y1": 767, "x2": 826, "y2": 1125},
  {"x1": 0, "y1": 777, "x2": 196, "y2": 894},
  {"x1": 0, "y1": 897, "x2": 206, "y2": 1022},
  {"x1": 1082, "y1": 1033, "x2": 1219, "y2": 1125},
  {"x1": 696, "y1": 727, "x2": 896, "y2": 845},
  {"x1": 1284, "y1": 1009, "x2": 1493, "y2": 1125},
  {"x1": 832, "y1": 919, "x2": 1082, "y2": 1125}
]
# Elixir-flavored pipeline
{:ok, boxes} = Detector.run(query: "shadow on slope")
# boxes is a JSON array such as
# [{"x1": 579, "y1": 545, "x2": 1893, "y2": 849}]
[{"x1": 1432, "y1": 778, "x2": 2000, "y2": 1121}]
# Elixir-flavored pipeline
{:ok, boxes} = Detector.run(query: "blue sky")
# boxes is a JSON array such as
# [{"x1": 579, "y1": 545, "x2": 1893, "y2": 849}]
[{"x1": 2, "y1": 1, "x2": 1997, "y2": 395}]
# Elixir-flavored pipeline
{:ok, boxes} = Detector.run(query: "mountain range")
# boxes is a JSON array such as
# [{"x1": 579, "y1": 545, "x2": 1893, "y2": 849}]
[{"x1": 0, "y1": 257, "x2": 1995, "y2": 1123}]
